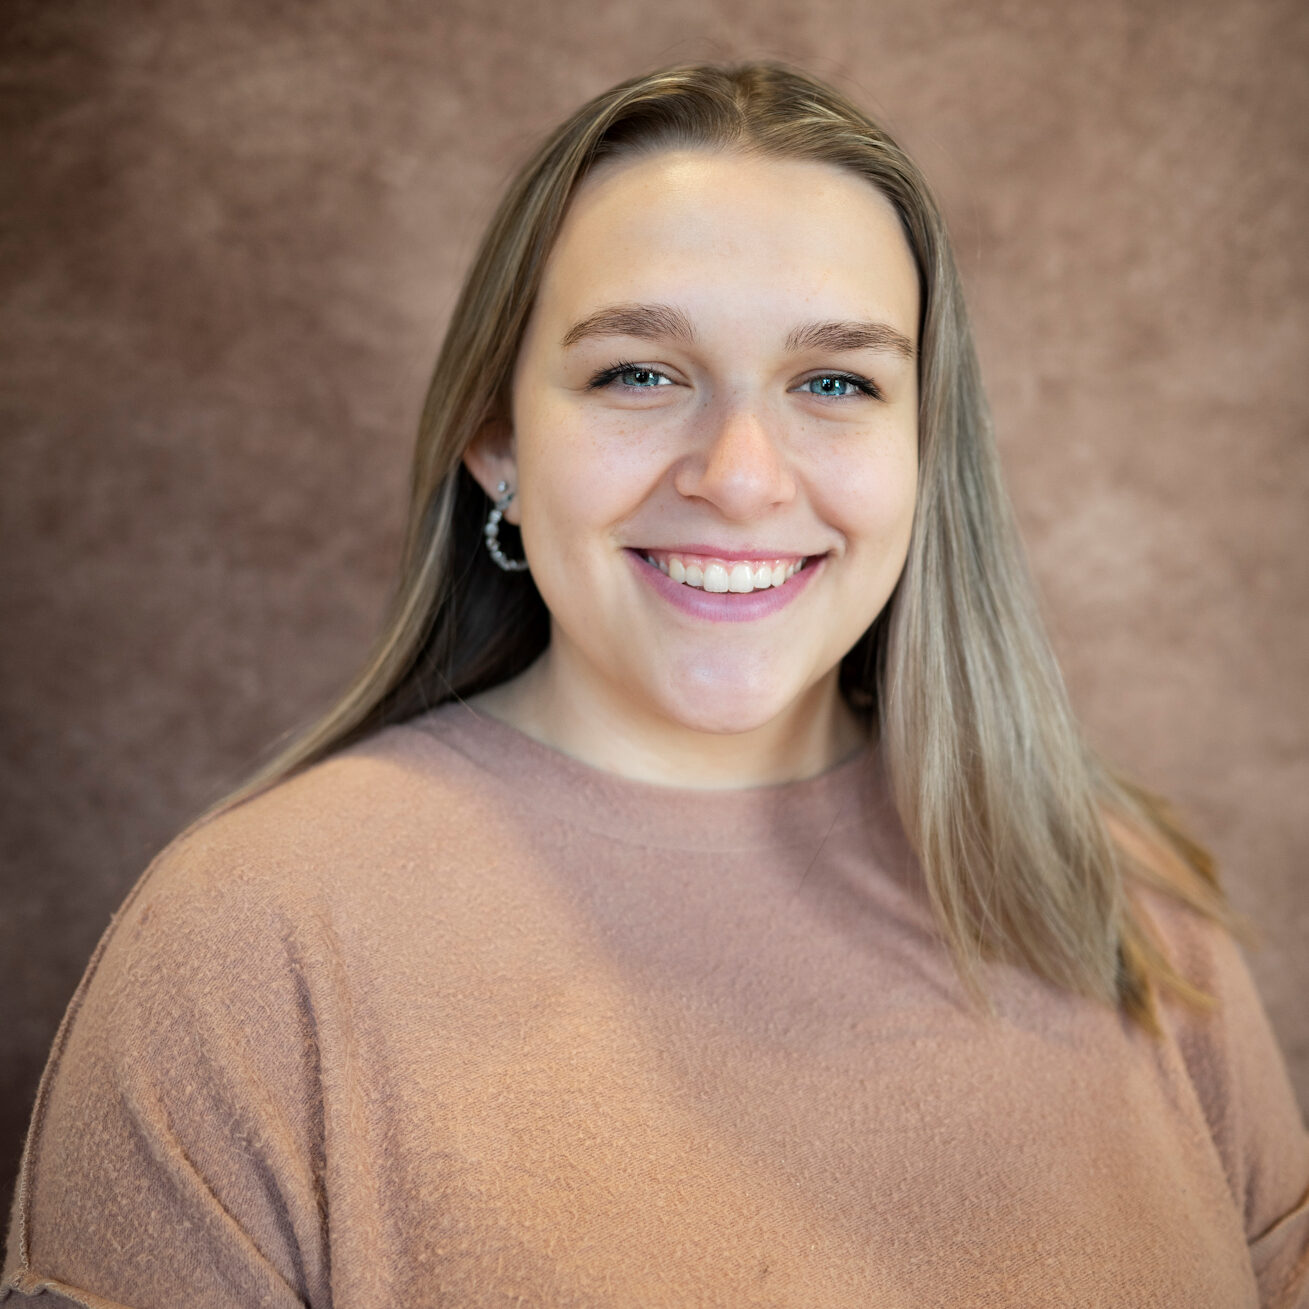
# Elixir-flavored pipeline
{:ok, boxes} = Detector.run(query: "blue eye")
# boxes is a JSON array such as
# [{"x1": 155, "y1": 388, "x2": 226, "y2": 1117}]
[
  {"x1": 589, "y1": 362, "x2": 673, "y2": 390},
  {"x1": 800, "y1": 373, "x2": 879, "y2": 399},
  {"x1": 620, "y1": 367, "x2": 669, "y2": 387}
]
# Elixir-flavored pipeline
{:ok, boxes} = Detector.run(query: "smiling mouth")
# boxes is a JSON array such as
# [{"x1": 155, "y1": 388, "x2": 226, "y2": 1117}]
[{"x1": 638, "y1": 549, "x2": 811, "y2": 594}]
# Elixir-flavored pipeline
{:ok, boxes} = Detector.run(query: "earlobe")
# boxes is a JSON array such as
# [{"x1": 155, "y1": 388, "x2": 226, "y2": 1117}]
[{"x1": 462, "y1": 417, "x2": 520, "y2": 524}]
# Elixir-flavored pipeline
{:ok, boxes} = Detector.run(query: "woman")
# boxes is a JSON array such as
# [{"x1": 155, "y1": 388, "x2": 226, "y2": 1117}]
[{"x1": 4, "y1": 62, "x2": 1306, "y2": 1308}]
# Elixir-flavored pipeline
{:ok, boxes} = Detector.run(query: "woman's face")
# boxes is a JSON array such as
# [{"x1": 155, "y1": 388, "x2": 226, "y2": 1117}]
[{"x1": 468, "y1": 149, "x2": 920, "y2": 774}]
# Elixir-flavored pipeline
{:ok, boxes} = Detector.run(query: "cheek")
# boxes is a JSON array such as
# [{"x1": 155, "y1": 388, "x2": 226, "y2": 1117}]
[
  {"x1": 814, "y1": 431, "x2": 919, "y2": 558},
  {"x1": 514, "y1": 401, "x2": 666, "y2": 564}
]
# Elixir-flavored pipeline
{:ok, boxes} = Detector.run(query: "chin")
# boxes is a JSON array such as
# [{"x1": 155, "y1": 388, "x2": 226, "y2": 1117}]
[
  {"x1": 650, "y1": 672, "x2": 808, "y2": 739},
  {"x1": 667, "y1": 706, "x2": 784, "y2": 738}
]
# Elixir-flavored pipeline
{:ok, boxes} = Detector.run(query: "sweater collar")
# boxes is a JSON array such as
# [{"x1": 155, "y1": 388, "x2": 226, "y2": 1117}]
[{"x1": 406, "y1": 700, "x2": 890, "y2": 853}]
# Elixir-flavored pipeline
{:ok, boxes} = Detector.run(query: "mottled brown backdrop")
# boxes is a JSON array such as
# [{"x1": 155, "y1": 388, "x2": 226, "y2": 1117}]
[{"x1": 2, "y1": 0, "x2": 1306, "y2": 1227}]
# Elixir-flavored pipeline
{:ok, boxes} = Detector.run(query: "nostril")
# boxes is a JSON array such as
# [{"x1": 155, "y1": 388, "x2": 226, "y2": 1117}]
[{"x1": 676, "y1": 431, "x2": 797, "y2": 514}]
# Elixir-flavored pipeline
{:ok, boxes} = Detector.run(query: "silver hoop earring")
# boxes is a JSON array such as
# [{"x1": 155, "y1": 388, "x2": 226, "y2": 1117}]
[{"x1": 483, "y1": 480, "x2": 529, "y2": 572}]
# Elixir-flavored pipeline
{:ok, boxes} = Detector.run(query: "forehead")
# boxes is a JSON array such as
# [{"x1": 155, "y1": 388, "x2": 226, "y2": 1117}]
[{"x1": 533, "y1": 148, "x2": 920, "y2": 336}]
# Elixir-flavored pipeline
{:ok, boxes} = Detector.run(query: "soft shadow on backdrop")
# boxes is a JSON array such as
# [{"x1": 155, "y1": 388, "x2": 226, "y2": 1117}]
[{"x1": 2, "y1": 0, "x2": 1306, "y2": 1225}]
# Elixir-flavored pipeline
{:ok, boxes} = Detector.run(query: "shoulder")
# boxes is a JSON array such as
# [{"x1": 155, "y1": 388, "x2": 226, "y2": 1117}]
[
  {"x1": 1132, "y1": 884, "x2": 1293, "y2": 1129},
  {"x1": 3, "y1": 711, "x2": 508, "y2": 1302},
  {"x1": 146, "y1": 707, "x2": 504, "y2": 910},
  {"x1": 35, "y1": 708, "x2": 506, "y2": 1085},
  {"x1": 195, "y1": 706, "x2": 500, "y2": 849}
]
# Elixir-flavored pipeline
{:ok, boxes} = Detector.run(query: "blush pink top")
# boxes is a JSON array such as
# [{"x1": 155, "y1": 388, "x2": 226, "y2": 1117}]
[{"x1": 5, "y1": 703, "x2": 1308, "y2": 1307}]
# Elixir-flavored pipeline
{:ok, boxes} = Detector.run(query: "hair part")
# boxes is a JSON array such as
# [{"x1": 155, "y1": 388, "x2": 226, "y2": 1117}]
[{"x1": 218, "y1": 61, "x2": 1246, "y2": 1031}]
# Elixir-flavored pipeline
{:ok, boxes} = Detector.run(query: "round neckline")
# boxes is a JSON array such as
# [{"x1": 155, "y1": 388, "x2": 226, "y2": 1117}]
[{"x1": 403, "y1": 699, "x2": 888, "y2": 853}]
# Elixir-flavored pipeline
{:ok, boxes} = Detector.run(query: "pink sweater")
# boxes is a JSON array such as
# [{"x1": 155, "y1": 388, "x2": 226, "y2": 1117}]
[{"x1": 5, "y1": 703, "x2": 1308, "y2": 1307}]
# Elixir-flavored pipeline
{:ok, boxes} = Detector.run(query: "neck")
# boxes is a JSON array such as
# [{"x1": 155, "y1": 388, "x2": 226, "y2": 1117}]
[{"x1": 469, "y1": 652, "x2": 869, "y2": 790}]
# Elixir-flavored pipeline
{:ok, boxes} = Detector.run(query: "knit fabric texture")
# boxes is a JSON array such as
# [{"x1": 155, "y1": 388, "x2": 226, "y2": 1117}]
[{"x1": 4, "y1": 702, "x2": 1308, "y2": 1307}]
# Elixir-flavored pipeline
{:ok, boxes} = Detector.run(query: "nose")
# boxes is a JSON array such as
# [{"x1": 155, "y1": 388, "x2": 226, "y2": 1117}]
[{"x1": 672, "y1": 400, "x2": 797, "y2": 520}]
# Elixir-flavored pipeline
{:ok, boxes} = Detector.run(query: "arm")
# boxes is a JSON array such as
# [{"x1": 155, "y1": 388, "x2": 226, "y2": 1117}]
[
  {"x1": 1146, "y1": 889, "x2": 1309, "y2": 1308},
  {"x1": 2, "y1": 834, "x2": 328, "y2": 1309}
]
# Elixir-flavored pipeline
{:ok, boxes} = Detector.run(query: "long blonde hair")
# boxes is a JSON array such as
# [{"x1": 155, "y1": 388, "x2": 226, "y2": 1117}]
[{"x1": 224, "y1": 62, "x2": 1240, "y2": 1031}]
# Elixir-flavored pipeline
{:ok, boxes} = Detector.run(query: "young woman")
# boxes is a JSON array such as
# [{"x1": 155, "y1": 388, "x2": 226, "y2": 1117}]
[{"x1": 5, "y1": 62, "x2": 1307, "y2": 1309}]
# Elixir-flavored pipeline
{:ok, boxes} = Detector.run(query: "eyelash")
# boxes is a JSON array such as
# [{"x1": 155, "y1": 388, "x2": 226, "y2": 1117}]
[
  {"x1": 585, "y1": 360, "x2": 883, "y2": 400},
  {"x1": 586, "y1": 360, "x2": 666, "y2": 391},
  {"x1": 799, "y1": 371, "x2": 883, "y2": 401}
]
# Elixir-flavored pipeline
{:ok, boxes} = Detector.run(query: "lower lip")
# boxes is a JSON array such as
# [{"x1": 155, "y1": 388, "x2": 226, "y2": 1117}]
[{"x1": 625, "y1": 550, "x2": 822, "y2": 623}]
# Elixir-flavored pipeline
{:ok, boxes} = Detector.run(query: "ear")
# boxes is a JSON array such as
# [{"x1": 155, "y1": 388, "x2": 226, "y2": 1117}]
[{"x1": 462, "y1": 415, "x2": 520, "y2": 525}]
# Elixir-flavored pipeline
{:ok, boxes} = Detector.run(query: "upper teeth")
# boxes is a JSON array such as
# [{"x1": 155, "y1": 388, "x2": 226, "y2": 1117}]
[{"x1": 643, "y1": 552, "x2": 806, "y2": 593}]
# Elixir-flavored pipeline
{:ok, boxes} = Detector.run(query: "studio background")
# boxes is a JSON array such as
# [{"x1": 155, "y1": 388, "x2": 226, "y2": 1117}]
[{"x1": 2, "y1": 0, "x2": 1306, "y2": 1228}]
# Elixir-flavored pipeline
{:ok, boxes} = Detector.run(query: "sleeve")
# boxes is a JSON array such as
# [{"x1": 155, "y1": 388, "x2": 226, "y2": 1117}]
[
  {"x1": 1148, "y1": 891, "x2": 1309, "y2": 1309},
  {"x1": 1, "y1": 831, "x2": 331, "y2": 1309}
]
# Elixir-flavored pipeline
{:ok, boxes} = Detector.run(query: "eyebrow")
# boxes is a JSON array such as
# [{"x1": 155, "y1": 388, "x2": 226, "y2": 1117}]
[
  {"x1": 561, "y1": 303, "x2": 697, "y2": 349},
  {"x1": 785, "y1": 319, "x2": 916, "y2": 360},
  {"x1": 560, "y1": 301, "x2": 916, "y2": 361}
]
